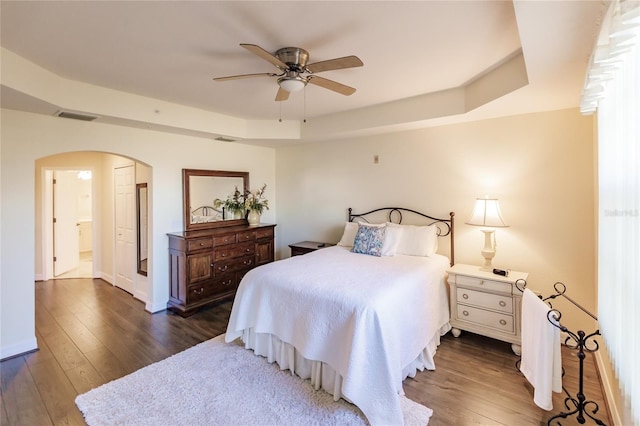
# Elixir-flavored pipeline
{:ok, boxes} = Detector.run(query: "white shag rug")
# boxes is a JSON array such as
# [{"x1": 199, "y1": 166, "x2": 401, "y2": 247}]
[{"x1": 76, "y1": 334, "x2": 432, "y2": 425}]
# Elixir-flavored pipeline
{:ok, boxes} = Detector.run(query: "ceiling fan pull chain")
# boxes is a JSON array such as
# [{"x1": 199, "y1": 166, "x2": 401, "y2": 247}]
[
  {"x1": 278, "y1": 101, "x2": 282, "y2": 123},
  {"x1": 303, "y1": 88, "x2": 307, "y2": 123}
]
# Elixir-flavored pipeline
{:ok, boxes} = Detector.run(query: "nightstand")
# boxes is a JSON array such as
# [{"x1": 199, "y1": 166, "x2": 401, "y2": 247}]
[
  {"x1": 289, "y1": 241, "x2": 334, "y2": 257},
  {"x1": 447, "y1": 264, "x2": 528, "y2": 355}
]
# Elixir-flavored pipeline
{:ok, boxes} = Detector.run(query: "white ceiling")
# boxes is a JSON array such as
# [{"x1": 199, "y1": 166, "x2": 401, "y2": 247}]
[{"x1": 0, "y1": 1, "x2": 607, "y2": 143}]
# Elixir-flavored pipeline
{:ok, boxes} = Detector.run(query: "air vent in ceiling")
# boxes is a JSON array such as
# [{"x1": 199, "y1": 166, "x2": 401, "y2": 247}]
[
  {"x1": 56, "y1": 111, "x2": 99, "y2": 122},
  {"x1": 215, "y1": 136, "x2": 236, "y2": 142}
]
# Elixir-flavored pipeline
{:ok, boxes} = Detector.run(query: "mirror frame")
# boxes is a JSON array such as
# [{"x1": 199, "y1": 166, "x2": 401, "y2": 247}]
[
  {"x1": 136, "y1": 183, "x2": 148, "y2": 276},
  {"x1": 183, "y1": 169, "x2": 250, "y2": 231}
]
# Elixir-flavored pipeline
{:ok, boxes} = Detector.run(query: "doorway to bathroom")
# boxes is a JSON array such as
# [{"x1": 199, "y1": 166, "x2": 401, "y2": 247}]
[{"x1": 44, "y1": 169, "x2": 94, "y2": 279}]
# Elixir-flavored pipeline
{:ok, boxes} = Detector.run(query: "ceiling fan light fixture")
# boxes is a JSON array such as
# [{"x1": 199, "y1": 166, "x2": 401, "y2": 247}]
[{"x1": 278, "y1": 76, "x2": 307, "y2": 93}]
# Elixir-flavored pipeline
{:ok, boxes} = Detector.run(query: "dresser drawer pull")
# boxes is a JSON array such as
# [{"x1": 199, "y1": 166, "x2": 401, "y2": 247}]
[
  {"x1": 499, "y1": 301, "x2": 507, "y2": 307},
  {"x1": 480, "y1": 280, "x2": 484, "y2": 285},
  {"x1": 222, "y1": 279, "x2": 233, "y2": 286},
  {"x1": 199, "y1": 242, "x2": 205, "y2": 246},
  {"x1": 462, "y1": 293, "x2": 469, "y2": 300},
  {"x1": 193, "y1": 288, "x2": 204, "y2": 295},
  {"x1": 462, "y1": 310, "x2": 469, "y2": 317},
  {"x1": 245, "y1": 248, "x2": 251, "y2": 253},
  {"x1": 243, "y1": 259, "x2": 253, "y2": 266},
  {"x1": 218, "y1": 265, "x2": 229, "y2": 272},
  {"x1": 243, "y1": 235, "x2": 250, "y2": 240},
  {"x1": 221, "y1": 253, "x2": 227, "y2": 257},
  {"x1": 499, "y1": 319, "x2": 507, "y2": 326}
]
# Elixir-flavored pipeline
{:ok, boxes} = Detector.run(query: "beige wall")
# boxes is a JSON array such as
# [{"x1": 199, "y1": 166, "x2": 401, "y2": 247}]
[{"x1": 276, "y1": 108, "x2": 596, "y2": 335}]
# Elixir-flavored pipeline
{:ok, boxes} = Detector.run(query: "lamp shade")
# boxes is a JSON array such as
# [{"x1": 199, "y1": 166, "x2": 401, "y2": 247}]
[
  {"x1": 466, "y1": 198, "x2": 509, "y2": 228},
  {"x1": 278, "y1": 76, "x2": 307, "y2": 93}
]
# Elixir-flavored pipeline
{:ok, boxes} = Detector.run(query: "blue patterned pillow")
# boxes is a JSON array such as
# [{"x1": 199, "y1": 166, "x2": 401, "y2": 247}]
[{"x1": 351, "y1": 223, "x2": 386, "y2": 256}]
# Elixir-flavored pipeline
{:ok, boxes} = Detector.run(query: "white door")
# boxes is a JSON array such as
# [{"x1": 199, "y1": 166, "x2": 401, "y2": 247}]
[
  {"x1": 114, "y1": 165, "x2": 135, "y2": 294},
  {"x1": 53, "y1": 171, "x2": 80, "y2": 276}
]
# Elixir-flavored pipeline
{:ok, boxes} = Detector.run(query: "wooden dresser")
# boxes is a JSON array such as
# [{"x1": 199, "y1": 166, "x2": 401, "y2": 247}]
[{"x1": 167, "y1": 224, "x2": 275, "y2": 317}]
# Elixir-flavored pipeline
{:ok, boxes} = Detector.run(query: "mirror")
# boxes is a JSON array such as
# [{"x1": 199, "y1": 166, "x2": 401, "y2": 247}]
[
  {"x1": 136, "y1": 183, "x2": 148, "y2": 276},
  {"x1": 183, "y1": 169, "x2": 249, "y2": 231}
]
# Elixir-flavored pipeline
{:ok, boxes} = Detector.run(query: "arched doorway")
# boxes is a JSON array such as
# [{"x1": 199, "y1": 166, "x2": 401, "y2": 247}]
[{"x1": 36, "y1": 151, "x2": 152, "y2": 303}]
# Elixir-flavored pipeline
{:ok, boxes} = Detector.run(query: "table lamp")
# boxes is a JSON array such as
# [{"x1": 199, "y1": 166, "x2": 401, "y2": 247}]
[{"x1": 466, "y1": 197, "x2": 509, "y2": 271}]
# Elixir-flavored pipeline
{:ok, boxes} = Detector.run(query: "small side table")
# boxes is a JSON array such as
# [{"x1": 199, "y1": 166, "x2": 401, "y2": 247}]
[
  {"x1": 289, "y1": 241, "x2": 334, "y2": 257},
  {"x1": 447, "y1": 264, "x2": 528, "y2": 355}
]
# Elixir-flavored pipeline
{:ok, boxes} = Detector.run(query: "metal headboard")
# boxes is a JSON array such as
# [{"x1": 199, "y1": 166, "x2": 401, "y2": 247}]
[{"x1": 347, "y1": 207, "x2": 455, "y2": 266}]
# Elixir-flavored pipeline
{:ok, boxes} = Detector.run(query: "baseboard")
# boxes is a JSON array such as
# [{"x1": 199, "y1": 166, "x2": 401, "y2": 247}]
[
  {"x1": 0, "y1": 336, "x2": 38, "y2": 361},
  {"x1": 145, "y1": 300, "x2": 167, "y2": 314},
  {"x1": 594, "y1": 350, "x2": 623, "y2": 425},
  {"x1": 100, "y1": 272, "x2": 114, "y2": 285}
]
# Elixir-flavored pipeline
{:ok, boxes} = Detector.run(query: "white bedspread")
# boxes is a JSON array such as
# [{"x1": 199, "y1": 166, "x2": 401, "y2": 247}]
[{"x1": 225, "y1": 246, "x2": 451, "y2": 425}]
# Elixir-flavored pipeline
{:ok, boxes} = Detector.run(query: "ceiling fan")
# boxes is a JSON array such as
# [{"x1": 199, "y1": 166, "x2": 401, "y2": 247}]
[{"x1": 214, "y1": 44, "x2": 364, "y2": 101}]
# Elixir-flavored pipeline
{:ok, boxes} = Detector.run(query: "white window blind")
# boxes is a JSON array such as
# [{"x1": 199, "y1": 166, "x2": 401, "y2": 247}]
[{"x1": 584, "y1": 0, "x2": 640, "y2": 424}]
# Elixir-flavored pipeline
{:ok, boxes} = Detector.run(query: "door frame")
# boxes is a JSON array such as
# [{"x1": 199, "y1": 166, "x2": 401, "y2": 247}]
[{"x1": 42, "y1": 166, "x2": 97, "y2": 281}]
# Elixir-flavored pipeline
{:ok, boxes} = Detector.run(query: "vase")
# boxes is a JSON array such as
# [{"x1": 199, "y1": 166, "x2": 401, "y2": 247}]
[{"x1": 247, "y1": 210, "x2": 261, "y2": 226}]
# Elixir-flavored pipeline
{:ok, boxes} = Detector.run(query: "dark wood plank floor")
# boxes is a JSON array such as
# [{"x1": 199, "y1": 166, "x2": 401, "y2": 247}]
[{"x1": 1, "y1": 278, "x2": 611, "y2": 425}]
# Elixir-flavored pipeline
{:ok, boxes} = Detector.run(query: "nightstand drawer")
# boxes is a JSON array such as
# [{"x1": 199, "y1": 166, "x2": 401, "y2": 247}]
[
  {"x1": 457, "y1": 288, "x2": 513, "y2": 314},
  {"x1": 456, "y1": 305, "x2": 514, "y2": 333},
  {"x1": 455, "y1": 275, "x2": 512, "y2": 295}
]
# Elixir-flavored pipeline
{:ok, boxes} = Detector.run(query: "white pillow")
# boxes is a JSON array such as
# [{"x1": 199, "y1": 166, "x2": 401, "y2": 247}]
[
  {"x1": 337, "y1": 222, "x2": 359, "y2": 247},
  {"x1": 387, "y1": 222, "x2": 438, "y2": 257},
  {"x1": 381, "y1": 224, "x2": 401, "y2": 256}
]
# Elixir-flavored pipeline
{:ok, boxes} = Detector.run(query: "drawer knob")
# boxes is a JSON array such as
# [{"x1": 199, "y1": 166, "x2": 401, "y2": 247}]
[
  {"x1": 500, "y1": 319, "x2": 507, "y2": 326},
  {"x1": 244, "y1": 259, "x2": 253, "y2": 265},
  {"x1": 221, "y1": 253, "x2": 227, "y2": 257},
  {"x1": 218, "y1": 265, "x2": 228, "y2": 272},
  {"x1": 199, "y1": 242, "x2": 204, "y2": 246},
  {"x1": 462, "y1": 310, "x2": 469, "y2": 317},
  {"x1": 499, "y1": 301, "x2": 507, "y2": 307},
  {"x1": 193, "y1": 288, "x2": 204, "y2": 295},
  {"x1": 222, "y1": 280, "x2": 233, "y2": 286},
  {"x1": 480, "y1": 280, "x2": 484, "y2": 285},
  {"x1": 462, "y1": 293, "x2": 469, "y2": 300}
]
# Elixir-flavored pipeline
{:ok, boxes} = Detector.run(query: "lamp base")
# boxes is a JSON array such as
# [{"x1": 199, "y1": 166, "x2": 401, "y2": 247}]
[{"x1": 479, "y1": 229, "x2": 496, "y2": 272}]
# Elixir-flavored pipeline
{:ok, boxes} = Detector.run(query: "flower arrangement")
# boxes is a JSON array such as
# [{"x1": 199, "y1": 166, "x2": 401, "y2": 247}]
[
  {"x1": 244, "y1": 184, "x2": 269, "y2": 214},
  {"x1": 213, "y1": 186, "x2": 245, "y2": 216}
]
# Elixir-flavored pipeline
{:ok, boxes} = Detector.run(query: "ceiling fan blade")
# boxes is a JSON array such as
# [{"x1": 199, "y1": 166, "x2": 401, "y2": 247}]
[
  {"x1": 213, "y1": 73, "x2": 275, "y2": 82},
  {"x1": 307, "y1": 76, "x2": 356, "y2": 96},
  {"x1": 240, "y1": 43, "x2": 287, "y2": 69},
  {"x1": 275, "y1": 87, "x2": 290, "y2": 102},
  {"x1": 306, "y1": 55, "x2": 363, "y2": 74}
]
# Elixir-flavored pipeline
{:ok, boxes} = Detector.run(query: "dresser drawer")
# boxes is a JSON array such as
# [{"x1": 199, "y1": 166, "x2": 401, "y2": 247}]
[
  {"x1": 187, "y1": 275, "x2": 237, "y2": 303},
  {"x1": 213, "y1": 255, "x2": 255, "y2": 276},
  {"x1": 215, "y1": 242, "x2": 255, "y2": 260},
  {"x1": 455, "y1": 275, "x2": 512, "y2": 295},
  {"x1": 213, "y1": 234, "x2": 236, "y2": 246},
  {"x1": 456, "y1": 304, "x2": 514, "y2": 333},
  {"x1": 236, "y1": 230, "x2": 257, "y2": 243},
  {"x1": 457, "y1": 288, "x2": 513, "y2": 314},
  {"x1": 256, "y1": 227, "x2": 274, "y2": 239},
  {"x1": 187, "y1": 237, "x2": 213, "y2": 252}
]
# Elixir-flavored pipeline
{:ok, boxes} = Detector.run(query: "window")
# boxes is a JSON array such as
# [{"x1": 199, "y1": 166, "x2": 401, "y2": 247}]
[{"x1": 582, "y1": 1, "x2": 640, "y2": 424}]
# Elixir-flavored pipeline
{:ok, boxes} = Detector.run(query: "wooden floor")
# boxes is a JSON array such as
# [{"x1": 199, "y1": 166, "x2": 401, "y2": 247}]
[{"x1": 1, "y1": 278, "x2": 611, "y2": 426}]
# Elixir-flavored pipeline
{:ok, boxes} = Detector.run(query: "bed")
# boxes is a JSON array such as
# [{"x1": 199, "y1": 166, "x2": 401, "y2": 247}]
[{"x1": 225, "y1": 207, "x2": 455, "y2": 425}]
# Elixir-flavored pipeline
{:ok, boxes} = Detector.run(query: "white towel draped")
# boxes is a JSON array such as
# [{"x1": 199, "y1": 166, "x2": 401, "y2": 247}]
[{"x1": 519, "y1": 288, "x2": 563, "y2": 410}]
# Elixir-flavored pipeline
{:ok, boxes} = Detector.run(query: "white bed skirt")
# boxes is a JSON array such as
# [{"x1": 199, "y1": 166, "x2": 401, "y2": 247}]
[{"x1": 237, "y1": 322, "x2": 451, "y2": 403}]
